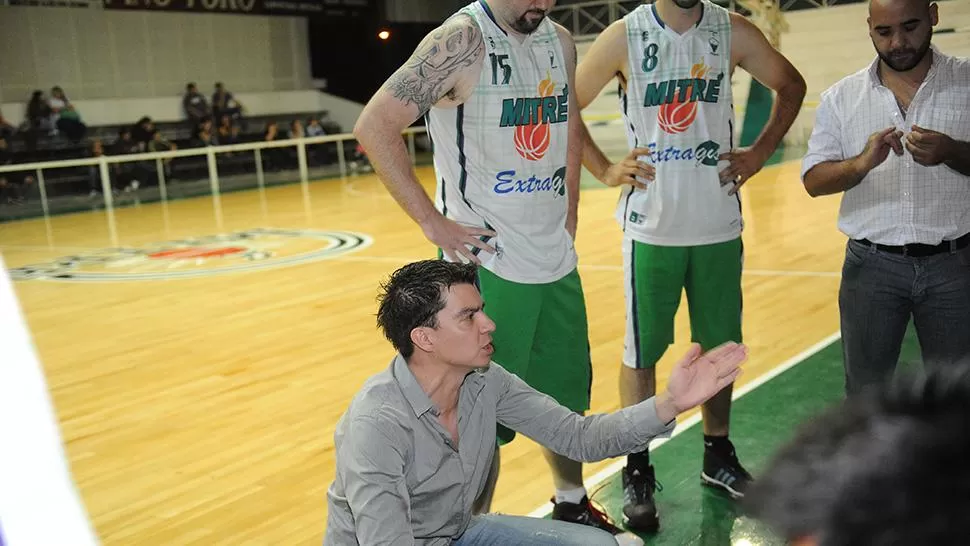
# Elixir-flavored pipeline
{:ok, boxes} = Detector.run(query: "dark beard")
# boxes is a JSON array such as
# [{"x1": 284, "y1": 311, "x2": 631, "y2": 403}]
[
  {"x1": 511, "y1": 10, "x2": 545, "y2": 34},
  {"x1": 672, "y1": 0, "x2": 701, "y2": 9},
  {"x1": 877, "y1": 38, "x2": 931, "y2": 72}
]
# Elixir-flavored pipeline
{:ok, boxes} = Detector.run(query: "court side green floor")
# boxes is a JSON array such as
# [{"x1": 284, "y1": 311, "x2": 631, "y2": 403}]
[{"x1": 587, "y1": 325, "x2": 923, "y2": 544}]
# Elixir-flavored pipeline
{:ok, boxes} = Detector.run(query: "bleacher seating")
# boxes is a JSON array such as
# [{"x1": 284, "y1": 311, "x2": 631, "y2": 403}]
[
  {"x1": 2, "y1": 110, "x2": 343, "y2": 199},
  {"x1": 0, "y1": 85, "x2": 368, "y2": 204}
]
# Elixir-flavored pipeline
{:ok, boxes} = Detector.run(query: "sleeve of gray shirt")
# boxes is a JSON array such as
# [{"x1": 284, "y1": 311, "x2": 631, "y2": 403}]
[
  {"x1": 340, "y1": 416, "x2": 415, "y2": 546},
  {"x1": 491, "y1": 363, "x2": 675, "y2": 462}
]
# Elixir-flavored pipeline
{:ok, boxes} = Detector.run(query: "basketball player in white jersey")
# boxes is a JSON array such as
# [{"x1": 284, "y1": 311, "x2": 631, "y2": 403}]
[
  {"x1": 353, "y1": 0, "x2": 628, "y2": 537},
  {"x1": 575, "y1": 0, "x2": 805, "y2": 532}
]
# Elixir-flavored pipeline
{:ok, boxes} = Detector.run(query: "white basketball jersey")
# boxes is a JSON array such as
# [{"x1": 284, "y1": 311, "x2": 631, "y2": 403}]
[
  {"x1": 426, "y1": 0, "x2": 576, "y2": 284},
  {"x1": 617, "y1": 1, "x2": 742, "y2": 246}
]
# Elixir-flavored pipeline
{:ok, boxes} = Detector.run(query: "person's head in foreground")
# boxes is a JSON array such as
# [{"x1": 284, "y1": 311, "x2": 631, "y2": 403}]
[{"x1": 745, "y1": 364, "x2": 970, "y2": 545}]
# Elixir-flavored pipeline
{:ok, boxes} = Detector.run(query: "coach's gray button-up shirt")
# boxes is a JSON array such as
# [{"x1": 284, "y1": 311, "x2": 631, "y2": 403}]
[{"x1": 323, "y1": 355, "x2": 676, "y2": 545}]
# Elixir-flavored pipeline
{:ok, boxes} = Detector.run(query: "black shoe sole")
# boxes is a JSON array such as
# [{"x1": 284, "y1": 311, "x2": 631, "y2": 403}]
[
  {"x1": 700, "y1": 472, "x2": 744, "y2": 500},
  {"x1": 623, "y1": 510, "x2": 660, "y2": 533}
]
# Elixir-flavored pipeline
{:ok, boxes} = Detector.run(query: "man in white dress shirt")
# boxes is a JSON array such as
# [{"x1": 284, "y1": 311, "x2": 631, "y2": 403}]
[{"x1": 801, "y1": 0, "x2": 970, "y2": 395}]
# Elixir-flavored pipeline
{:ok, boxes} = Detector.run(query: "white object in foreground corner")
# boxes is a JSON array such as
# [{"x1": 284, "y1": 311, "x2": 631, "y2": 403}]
[{"x1": 0, "y1": 254, "x2": 100, "y2": 546}]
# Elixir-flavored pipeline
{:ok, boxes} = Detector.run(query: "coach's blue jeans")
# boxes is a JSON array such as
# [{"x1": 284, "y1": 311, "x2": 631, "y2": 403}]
[
  {"x1": 839, "y1": 239, "x2": 970, "y2": 395},
  {"x1": 453, "y1": 514, "x2": 618, "y2": 546}
]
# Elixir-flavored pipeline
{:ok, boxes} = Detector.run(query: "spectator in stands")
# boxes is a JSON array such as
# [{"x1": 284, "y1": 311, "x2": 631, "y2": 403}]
[
  {"x1": 0, "y1": 136, "x2": 35, "y2": 204},
  {"x1": 306, "y1": 117, "x2": 325, "y2": 138},
  {"x1": 183, "y1": 83, "x2": 210, "y2": 129},
  {"x1": 305, "y1": 117, "x2": 326, "y2": 165},
  {"x1": 0, "y1": 135, "x2": 19, "y2": 203},
  {"x1": 24, "y1": 90, "x2": 52, "y2": 151},
  {"x1": 745, "y1": 364, "x2": 970, "y2": 546},
  {"x1": 111, "y1": 127, "x2": 139, "y2": 156},
  {"x1": 48, "y1": 86, "x2": 87, "y2": 143},
  {"x1": 217, "y1": 115, "x2": 237, "y2": 146},
  {"x1": 191, "y1": 119, "x2": 217, "y2": 148},
  {"x1": 262, "y1": 121, "x2": 285, "y2": 171},
  {"x1": 0, "y1": 110, "x2": 15, "y2": 141},
  {"x1": 132, "y1": 117, "x2": 156, "y2": 150},
  {"x1": 212, "y1": 82, "x2": 243, "y2": 124},
  {"x1": 109, "y1": 127, "x2": 146, "y2": 192},
  {"x1": 349, "y1": 142, "x2": 372, "y2": 174},
  {"x1": 288, "y1": 119, "x2": 304, "y2": 140},
  {"x1": 86, "y1": 139, "x2": 109, "y2": 198},
  {"x1": 147, "y1": 130, "x2": 177, "y2": 179}
]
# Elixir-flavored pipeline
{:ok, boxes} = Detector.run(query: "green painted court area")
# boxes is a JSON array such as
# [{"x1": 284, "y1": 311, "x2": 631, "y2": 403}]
[{"x1": 584, "y1": 325, "x2": 924, "y2": 544}]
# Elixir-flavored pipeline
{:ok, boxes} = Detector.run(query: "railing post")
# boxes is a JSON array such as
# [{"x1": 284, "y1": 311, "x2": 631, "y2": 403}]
[
  {"x1": 35, "y1": 168, "x2": 50, "y2": 217},
  {"x1": 155, "y1": 158, "x2": 167, "y2": 201},
  {"x1": 99, "y1": 156, "x2": 113, "y2": 209},
  {"x1": 337, "y1": 139, "x2": 347, "y2": 177},
  {"x1": 206, "y1": 148, "x2": 224, "y2": 230},
  {"x1": 206, "y1": 148, "x2": 220, "y2": 197},
  {"x1": 255, "y1": 148, "x2": 265, "y2": 190},
  {"x1": 297, "y1": 140, "x2": 309, "y2": 184}
]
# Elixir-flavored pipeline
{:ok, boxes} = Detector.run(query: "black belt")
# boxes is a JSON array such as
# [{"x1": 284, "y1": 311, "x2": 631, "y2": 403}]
[{"x1": 854, "y1": 232, "x2": 970, "y2": 258}]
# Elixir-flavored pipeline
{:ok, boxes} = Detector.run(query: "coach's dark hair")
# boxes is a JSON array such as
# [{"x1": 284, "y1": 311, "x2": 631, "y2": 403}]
[
  {"x1": 744, "y1": 364, "x2": 970, "y2": 545},
  {"x1": 376, "y1": 260, "x2": 478, "y2": 358}
]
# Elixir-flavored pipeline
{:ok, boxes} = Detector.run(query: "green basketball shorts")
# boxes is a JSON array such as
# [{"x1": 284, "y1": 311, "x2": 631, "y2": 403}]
[
  {"x1": 477, "y1": 267, "x2": 593, "y2": 445},
  {"x1": 622, "y1": 236, "x2": 743, "y2": 369}
]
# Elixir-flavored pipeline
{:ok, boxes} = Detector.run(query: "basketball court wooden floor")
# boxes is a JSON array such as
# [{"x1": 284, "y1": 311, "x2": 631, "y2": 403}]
[{"x1": 1, "y1": 159, "x2": 848, "y2": 545}]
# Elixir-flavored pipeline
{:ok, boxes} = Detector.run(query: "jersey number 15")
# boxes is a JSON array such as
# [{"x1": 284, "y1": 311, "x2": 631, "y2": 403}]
[{"x1": 490, "y1": 53, "x2": 512, "y2": 85}]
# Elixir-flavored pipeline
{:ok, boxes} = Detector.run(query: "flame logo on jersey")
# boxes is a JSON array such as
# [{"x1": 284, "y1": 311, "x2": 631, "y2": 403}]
[
  {"x1": 513, "y1": 74, "x2": 556, "y2": 161},
  {"x1": 657, "y1": 61, "x2": 713, "y2": 135}
]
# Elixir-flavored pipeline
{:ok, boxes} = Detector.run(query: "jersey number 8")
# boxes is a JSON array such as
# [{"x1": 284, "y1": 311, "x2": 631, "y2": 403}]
[{"x1": 642, "y1": 43, "x2": 659, "y2": 73}]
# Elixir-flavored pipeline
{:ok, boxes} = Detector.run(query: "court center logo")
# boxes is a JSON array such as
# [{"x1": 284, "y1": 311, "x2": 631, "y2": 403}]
[{"x1": 9, "y1": 228, "x2": 373, "y2": 282}]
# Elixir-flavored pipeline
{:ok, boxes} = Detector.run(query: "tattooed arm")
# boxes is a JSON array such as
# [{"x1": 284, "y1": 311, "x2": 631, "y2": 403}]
[{"x1": 353, "y1": 15, "x2": 495, "y2": 264}]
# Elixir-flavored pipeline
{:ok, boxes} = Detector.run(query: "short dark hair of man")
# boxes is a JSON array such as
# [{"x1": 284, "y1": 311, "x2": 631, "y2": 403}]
[
  {"x1": 744, "y1": 364, "x2": 970, "y2": 545},
  {"x1": 376, "y1": 260, "x2": 478, "y2": 359}
]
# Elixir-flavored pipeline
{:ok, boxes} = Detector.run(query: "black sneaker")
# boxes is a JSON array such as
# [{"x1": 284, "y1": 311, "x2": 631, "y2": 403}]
[
  {"x1": 701, "y1": 445, "x2": 753, "y2": 499},
  {"x1": 551, "y1": 495, "x2": 624, "y2": 535},
  {"x1": 621, "y1": 465, "x2": 661, "y2": 532}
]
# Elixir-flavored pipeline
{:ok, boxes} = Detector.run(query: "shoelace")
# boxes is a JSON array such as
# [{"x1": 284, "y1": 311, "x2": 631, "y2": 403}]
[{"x1": 584, "y1": 496, "x2": 620, "y2": 532}]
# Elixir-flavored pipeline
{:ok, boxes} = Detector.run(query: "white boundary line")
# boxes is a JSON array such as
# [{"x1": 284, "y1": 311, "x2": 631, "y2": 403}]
[
  {"x1": 2, "y1": 249, "x2": 841, "y2": 280},
  {"x1": 527, "y1": 330, "x2": 843, "y2": 518},
  {"x1": 0, "y1": 249, "x2": 841, "y2": 279}
]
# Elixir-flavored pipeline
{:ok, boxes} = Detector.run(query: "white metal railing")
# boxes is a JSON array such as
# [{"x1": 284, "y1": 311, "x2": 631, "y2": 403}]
[
  {"x1": 548, "y1": 0, "x2": 641, "y2": 37},
  {"x1": 0, "y1": 126, "x2": 428, "y2": 219}
]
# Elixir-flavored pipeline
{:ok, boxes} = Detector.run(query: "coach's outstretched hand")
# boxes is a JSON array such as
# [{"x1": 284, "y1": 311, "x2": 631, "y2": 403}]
[{"x1": 655, "y1": 342, "x2": 746, "y2": 424}]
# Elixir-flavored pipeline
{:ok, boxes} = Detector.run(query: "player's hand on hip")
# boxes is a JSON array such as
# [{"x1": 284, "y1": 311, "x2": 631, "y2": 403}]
[
  {"x1": 718, "y1": 147, "x2": 769, "y2": 195},
  {"x1": 603, "y1": 147, "x2": 654, "y2": 190},
  {"x1": 421, "y1": 213, "x2": 497, "y2": 265},
  {"x1": 664, "y1": 342, "x2": 746, "y2": 414},
  {"x1": 856, "y1": 126, "x2": 904, "y2": 173},
  {"x1": 905, "y1": 125, "x2": 955, "y2": 166}
]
